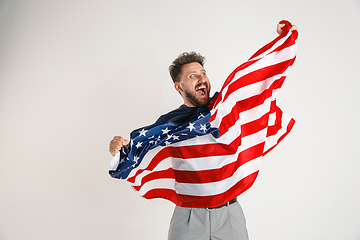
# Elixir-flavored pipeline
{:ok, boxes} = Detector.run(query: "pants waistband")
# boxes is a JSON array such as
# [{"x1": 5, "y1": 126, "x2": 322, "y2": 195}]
[{"x1": 206, "y1": 197, "x2": 237, "y2": 211}]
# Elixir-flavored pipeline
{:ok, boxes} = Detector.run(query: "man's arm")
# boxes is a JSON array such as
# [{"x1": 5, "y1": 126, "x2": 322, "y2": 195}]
[{"x1": 109, "y1": 136, "x2": 129, "y2": 156}]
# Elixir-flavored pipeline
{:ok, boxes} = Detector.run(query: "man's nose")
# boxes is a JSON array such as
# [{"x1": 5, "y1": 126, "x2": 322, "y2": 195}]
[{"x1": 198, "y1": 74, "x2": 206, "y2": 83}]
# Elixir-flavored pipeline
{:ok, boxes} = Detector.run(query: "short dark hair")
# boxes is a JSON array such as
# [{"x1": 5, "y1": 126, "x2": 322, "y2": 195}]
[{"x1": 168, "y1": 52, "x2": 205, "y2": 83}]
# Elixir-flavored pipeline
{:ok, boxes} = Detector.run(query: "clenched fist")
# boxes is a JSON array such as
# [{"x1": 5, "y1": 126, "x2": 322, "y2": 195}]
[{"x1": 109, "y1": 136, "x2": 130, "y2": 156}]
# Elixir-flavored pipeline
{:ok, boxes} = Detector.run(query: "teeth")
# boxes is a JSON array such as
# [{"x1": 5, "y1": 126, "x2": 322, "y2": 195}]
[{"x1": 196, "y1": 85, "x2": 206, "y2": 91}]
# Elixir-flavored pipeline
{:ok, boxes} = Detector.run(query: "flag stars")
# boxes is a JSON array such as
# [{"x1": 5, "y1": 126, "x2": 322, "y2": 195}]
[
  {"x1": 120, "y1": 157, "x2": 127, "y2": 164},
  {"x1": 165, "y1": 141, "x2": 171, "y2": 146},
  {"x1": 136, "y1": 142, "x2": 143, "y2": 148},
  {"x1": 161, "y1": 127, "x2": 171, "y2": 135},
  {"x1": 133, "y1": 156, "x2": 140, "y2": 164},
  {"x1": 198, "y1": 113, "x2": 205, "y2": 119},
  {"x1": 139, "y1": 129, "x2": 148, "y2": 137},
  {"x1": 149, "y1": 135, "x2": 156, "y2": 144},
  {"x1": 154, "y1": 136, "x2": 161, "y2": 144},
  {"x1": 172, "y1": 135, "x2": 180, "y2": 141},
  {"x1": 187, "y1": 122, "x2": 196, "y2": 132},
  {"x1": 200, "y1": 124, "x2": 207, "y2": 133}
]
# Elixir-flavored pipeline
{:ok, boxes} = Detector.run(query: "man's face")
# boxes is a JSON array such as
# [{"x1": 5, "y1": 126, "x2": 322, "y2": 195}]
[{"x1": 175, "y1": 62, "x2": 211, "y2": 108}]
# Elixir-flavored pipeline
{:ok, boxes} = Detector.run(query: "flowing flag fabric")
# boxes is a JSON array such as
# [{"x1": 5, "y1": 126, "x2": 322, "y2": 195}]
[{"x1": 108, "y1": 23, "x2": 298, "y2": 208}]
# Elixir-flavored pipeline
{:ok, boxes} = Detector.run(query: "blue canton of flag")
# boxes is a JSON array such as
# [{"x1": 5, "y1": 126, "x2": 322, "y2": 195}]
[{"x1": 109, "y1": 106, "x2": 220, "y2": 180}]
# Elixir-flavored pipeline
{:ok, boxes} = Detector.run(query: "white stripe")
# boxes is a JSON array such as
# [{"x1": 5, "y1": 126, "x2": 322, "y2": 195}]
[
  {"x1": 210, "y1": 74, "x2": 280, "y2": 130},
  {"x1": 249, "y1": 30, "x2": 293, "y2": 61},
  {"x1": 215, "y1": 44, "x2": 296, "y2": 110},
  {"x1": 268, "y1": 111, "x2": 277, "y2": 126},
  {"x1": 133, "y1": 178, "x2": 176, "y2": 193},
  {"x1": 131, "y1": 128, "x2": 267, "y2": 190},
  {"x1": 213, "y1": 43, "x2": 297, "y2": 116},
  {"x1": 214, "y1": 97, "x2": 272, "y2": 145},
  {"x1": 130, "y1": 157, "x2": 173, "y2": 185},
  {"x1": 215, "y1": 32, "x2": 295, "y2": 108},
  {"x1": 127, "y1": 145, "x2": 166, "y2": 179},
  {"x1": 263, "y1": 111, "x2": 292, "y2": 152},
  {"x1": 175, "y1": 157, "x2": 262, "y2": 196},
  {"x1": 171, "y1": 153, "x2": 235, "y2": 171},
  {"x1": 170, "y1": 133, "x2": 218, "y2": 147},
  {"x1": 211, "y1": 45, "x2": 295, "y2": 127},
  {"x1": 136, "y1": 157, "x2": 262, "y2": 197},
  {"x1": 128, "y1": 134, "x2": 218, "y2": 179},
  {"x1": 171, "y1": 128, "x2": 266, "y2": 171},
  {"x1": 271, "y1": 88, "x2": 281, "y2": 99}
]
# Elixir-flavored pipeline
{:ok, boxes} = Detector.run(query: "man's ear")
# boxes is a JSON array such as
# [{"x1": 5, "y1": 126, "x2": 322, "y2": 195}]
[{"x1": 174, "y1": 82, "x2": 182, "y2": 93}]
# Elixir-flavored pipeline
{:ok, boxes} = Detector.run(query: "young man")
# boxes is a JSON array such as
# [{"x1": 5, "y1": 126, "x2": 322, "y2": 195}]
[{"x1": 109, "y1": 21, "x2": 297, "y2": 240}]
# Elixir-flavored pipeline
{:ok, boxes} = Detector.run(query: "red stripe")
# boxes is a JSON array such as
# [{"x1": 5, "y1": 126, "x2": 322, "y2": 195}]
[
  {"x1": 173, "y1": 143, "x2": 264, "y2": 183},
  {"x1": 216, "y1": 78, "x2": 284, "y2": 137},
  {"x1": 131, "y1": 168, "x2": 175, "y2": 189},
  {"x1": 249, "y1": 30, "x2": 297, "y2": 59},
  {"x1": 216, "y1": 61, "x2": 257, "y2": 98},
  {"x1": 214, "y1": 32, "x2": 297, "y2": 107},
  {"x1": 263, "y1": 118, "x2": 295, "y2": 156},
  {"x1": 131, "y1": 144, "x2": 263, "y2": 193},
  {"x1": 130, "y1": 143, "x2": 263, "y2": 188},
  {"x1": 266, "y1": 105, "x2": 283, "y2": 137},
  {"x1": 142, "y1": 171, "x2": 259, "y2": 208},
  {"x1": 128, "y1": 135, "x2": 243, "y2": 183},
  {"x1": 222, "y1": 59, "x2": 295, "y2": 103},
  {"x1": 270, "y1": 31, "x2": 297, "y2": 55},
  {"x1": 209, "y1": 59, "x2": 294, "y2": 125},
  {"x1": 249, "y1": 34, "x2": 287, "y2": 59}
]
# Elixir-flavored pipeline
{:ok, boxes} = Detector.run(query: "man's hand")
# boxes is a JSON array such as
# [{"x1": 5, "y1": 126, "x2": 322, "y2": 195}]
[
  {"x1": 277, "y1": 20, "x2": 297, "y2": 35},
  {"x1": 109, "y1": 136, "x2": 130, "y2": 156}
]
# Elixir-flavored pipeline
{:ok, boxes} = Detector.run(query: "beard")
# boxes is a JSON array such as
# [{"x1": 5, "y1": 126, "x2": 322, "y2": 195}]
[{"x1": 183, "y1": 87, "x2": 210, "y2": 108}]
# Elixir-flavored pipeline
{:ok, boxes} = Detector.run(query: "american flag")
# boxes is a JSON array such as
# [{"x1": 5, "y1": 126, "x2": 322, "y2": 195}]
[{"x1": 108, "y1": 23, "x2": 298, "y2": 208}]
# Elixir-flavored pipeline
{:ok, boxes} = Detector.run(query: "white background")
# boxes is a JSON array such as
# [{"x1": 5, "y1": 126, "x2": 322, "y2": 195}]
[{"x1": 1, "y1": 0, "x2": 360, "y2": 239}]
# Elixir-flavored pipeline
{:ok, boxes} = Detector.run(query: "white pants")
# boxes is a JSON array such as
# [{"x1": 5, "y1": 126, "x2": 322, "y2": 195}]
[{"x1": 168, "y1": 202, "x2": 249, "y2": 240}]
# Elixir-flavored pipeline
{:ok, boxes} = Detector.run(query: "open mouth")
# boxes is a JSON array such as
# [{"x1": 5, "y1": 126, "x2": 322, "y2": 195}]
[{"x1": 195, "y1": 85, "x2": 207, "y2": 97}]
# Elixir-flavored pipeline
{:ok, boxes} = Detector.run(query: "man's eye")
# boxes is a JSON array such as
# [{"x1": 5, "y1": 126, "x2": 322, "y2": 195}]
[
  {"x1": 201, "y1": 72, "x2": 206, "y2": 76},
  {"x1": 190, "y1": 74, "x2": 196, "y2": 78}
]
